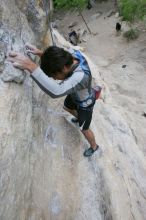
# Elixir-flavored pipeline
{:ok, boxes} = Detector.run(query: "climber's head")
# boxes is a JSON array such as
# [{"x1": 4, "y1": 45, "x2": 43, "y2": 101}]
[{"x1": 40, "y1": 46, "x2": 74, "y2": 80}]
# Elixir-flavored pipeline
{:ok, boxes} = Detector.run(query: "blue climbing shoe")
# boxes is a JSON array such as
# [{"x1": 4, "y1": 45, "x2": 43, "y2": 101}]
[{"x1": 83, "y1": 145, "x2": 99, "y2": 157}]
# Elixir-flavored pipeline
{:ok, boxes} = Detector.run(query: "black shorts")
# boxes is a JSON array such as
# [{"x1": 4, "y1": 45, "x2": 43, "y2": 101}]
[{"x1": 64, "y1": 95, "x2": 94, "y2": 131}]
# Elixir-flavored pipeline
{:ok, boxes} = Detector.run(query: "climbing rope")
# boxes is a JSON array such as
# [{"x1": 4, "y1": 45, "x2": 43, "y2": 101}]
[{"x1": 42, "y1": 0, "x2": 56, "y2": 46}]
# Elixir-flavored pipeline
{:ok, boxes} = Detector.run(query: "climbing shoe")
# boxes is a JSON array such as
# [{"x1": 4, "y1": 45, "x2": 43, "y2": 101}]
[
  {"x1": 71, "y1": 117, "x2": 79, "y2": 123},
  {"x1": 83, "y1": 145, "x2": 99, "y2": 157}
]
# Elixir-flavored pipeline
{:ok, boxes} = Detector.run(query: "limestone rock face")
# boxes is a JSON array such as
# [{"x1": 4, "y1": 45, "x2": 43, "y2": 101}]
[
  {"x1": 0, "y1": 1, "x2": 146, "y2": 220},
  {"x1": 1, "y1": 61, "x2": 26, "y2": 83},
  {"x1": 15, "y1": 0, "x2": 50, "y2": 45}
]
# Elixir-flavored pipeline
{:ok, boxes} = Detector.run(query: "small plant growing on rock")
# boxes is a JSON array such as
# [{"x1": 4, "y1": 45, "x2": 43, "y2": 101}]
[{"x1": 123, "y1": 28, "x2": 139, "y2": 41}]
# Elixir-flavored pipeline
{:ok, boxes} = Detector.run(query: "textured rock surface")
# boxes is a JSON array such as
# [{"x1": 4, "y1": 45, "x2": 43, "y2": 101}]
[
  {"x1": 1, "y1": 1, "x2": 146, "y2": 220},
  {"x1": 1, "y1": 61, "x2": 26, "y2": 83},
  {"x1": 0, "y1": 0, "x2": 50, "y2": 83}
]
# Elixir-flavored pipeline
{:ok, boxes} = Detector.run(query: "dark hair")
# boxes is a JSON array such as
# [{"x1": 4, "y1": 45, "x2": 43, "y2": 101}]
[{"x1": 40, "y1": 46, "x2": 73, "y2": 77}]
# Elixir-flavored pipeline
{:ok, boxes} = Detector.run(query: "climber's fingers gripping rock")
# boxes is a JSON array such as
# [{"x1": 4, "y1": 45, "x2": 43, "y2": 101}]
[
  {"x1": 25, "y1": 43, "x2": 43, "y2": 57},
  {"x1": 8, "y1": 51, "x2": 38, "y2": 72}
]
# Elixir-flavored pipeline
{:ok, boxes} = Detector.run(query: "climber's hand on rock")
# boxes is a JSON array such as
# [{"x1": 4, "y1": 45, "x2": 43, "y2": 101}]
[
  {"x1": 25, "y1": 43, "x2": 43, "y2": 57},
  {"x1": 8, "y1": 51, "x2": 38, "y2": 72}
]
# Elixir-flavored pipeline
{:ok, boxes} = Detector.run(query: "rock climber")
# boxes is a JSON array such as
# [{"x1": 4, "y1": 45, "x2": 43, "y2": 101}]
[{"x1": 8, "y1": 44, "x2": 99, "y2": 157}]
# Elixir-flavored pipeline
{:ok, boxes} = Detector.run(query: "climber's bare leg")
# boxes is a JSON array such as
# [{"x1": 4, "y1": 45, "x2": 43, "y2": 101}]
[
  {"x1": 64, "y1": 106, "x2": 99, "y2": 157},
  {"x1": 81, "y1": 129, "x2": 97, "y2": 150}
]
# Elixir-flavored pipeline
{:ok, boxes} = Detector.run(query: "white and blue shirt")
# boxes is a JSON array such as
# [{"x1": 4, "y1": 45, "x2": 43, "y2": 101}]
[{"x1": 31, "y1": 49, "x2": 95, "y2": 108}]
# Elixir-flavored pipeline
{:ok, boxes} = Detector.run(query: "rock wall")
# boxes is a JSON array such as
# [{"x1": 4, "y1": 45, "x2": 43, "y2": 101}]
[{"x1": 0, "y1": 1, "x2": 146, "y2": 220}]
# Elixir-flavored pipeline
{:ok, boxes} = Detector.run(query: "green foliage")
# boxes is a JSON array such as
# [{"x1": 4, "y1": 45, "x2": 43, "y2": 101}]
[
  {"x1": 119, "y1": 0, "x2": 146, "y2": 22},
  {"x1": 53, "y1": 0, "x2": 87, "y2": 10},
  {"x1": 123, "y1": 28, "x2": 139, "y2": 41}
]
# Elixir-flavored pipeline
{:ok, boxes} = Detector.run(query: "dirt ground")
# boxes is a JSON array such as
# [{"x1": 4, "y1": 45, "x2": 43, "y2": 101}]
[{"x1": 53, "y1": 0, "x2": 146, "y2": 155}]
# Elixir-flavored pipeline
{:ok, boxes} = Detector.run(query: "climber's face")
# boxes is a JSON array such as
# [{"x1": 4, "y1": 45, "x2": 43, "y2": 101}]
[
  {"x1": 53, "y1": 65, "x2": 72, "y2": 80},
  {"x1": 53, "y1": 58, "x2": 79, "y2": 80}
]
